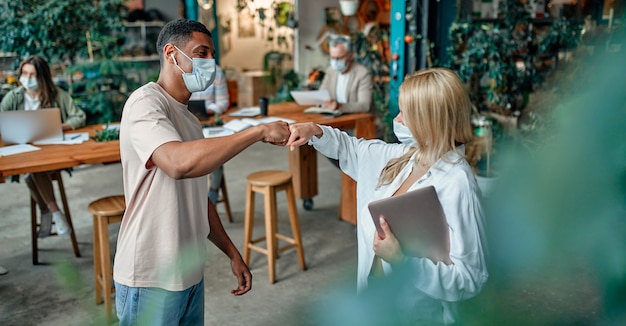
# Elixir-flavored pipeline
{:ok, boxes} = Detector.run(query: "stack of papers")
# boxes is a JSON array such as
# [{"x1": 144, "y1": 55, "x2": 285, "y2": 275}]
[
  {"x1": 33, "y1": 132, "x2": 90, "y2": 145},
  {"x1": 0, "y1": 144, "x2": 41, "y2": 157},
  {"x1": 228, "y1": 107, "x2": 261, "y2": 117},
  {"x1": 303, "y1": 106, "x2": 342, "y2": 116},
  {"x1": 202, "y1": 127, "x2": 235, "y2": 138},
  {"x1": 290, "y1": 90, "x2": 330, "y2": 106},
  {"x1": 222, "y1": 117, "x2": 296, "y2": 133}
]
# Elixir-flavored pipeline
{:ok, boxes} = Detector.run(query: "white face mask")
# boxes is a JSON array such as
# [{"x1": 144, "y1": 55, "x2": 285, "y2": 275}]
[
  {"x1": 393, "y1": 120, "x2": 416, "y2": 146},
  {"x1": 20, "y1": 76, "x2": 38, "y2": 91},
  {"x1": 172, "y1": 45, "x2": 216, "y2": 93},
  {"x1": 330, "y1": 59, "x2": 347, "y2": 73}
]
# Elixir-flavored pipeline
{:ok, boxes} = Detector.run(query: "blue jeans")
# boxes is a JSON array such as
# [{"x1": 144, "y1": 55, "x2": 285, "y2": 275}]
[{"x1": 114, "y1": 279, "x2": 204, "y2": 325}]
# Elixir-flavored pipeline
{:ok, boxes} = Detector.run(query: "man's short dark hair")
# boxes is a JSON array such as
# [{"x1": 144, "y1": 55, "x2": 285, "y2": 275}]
[{"x1": 156, "y1": 19, "x2": 212, "y2": 60}]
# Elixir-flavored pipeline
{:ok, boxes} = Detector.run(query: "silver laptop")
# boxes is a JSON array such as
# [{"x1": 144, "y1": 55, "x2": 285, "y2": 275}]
[
  {"x1": 367, "y1": 185, "x2": 451, "y2": 263},
  {"x1": 0, "y1": 108, "x2": 64, "y2": 144}
]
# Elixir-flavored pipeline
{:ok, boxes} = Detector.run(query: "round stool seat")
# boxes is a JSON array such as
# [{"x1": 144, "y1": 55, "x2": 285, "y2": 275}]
[
  {"x1": 247, "y1": 170, "x2": 292, "y2": 187},
  {"x1": 88, "y1": 195, "x2": 125, "y2": 217}
]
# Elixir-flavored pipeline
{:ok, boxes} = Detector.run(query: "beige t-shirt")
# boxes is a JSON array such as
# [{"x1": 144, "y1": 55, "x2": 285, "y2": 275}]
[{"x1": 114, "y1": 82, "x2": 210, "y2": 291}]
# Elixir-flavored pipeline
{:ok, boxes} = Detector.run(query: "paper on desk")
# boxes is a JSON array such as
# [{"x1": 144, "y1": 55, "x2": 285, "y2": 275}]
[
  {"x1": 303, "y1": 106, "x2": 342, "y2": 116},
  {"x1": 290, "y1": 90, "x2": 330, "y2": 106},
  {"x1": 222, "y1": 117, "x2": 296, "y2": 133},
  {"x1": 0, "y1": 144, "x2": 41, "y2": 156},
  {"x1": 229, "y1": 107, "x2": 261, "y2": 117},
  {"x1": 203, "y1": 127, "x2": 235, "y2": 138},
  {"x1": 33, "y1": 132, "x2": 90, "y2": 145},
  {"x1": 102, "y1": 123, "x2": 120, "y2": 131},
  {"x1": 257, "y1": 116, "x2": 295, "y2": 124}
]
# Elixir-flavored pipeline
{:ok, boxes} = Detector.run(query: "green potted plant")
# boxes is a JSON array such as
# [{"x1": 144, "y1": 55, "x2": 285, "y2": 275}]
[
  {"x1": 446, "y1": 0, "x2": 583, "y2": 115},
  {"x1": 446, "y1": 0, "x2": 584, "y2": 184},
  {"x1": 0, "y1": 0, "x2": 126, "y2": 65}
]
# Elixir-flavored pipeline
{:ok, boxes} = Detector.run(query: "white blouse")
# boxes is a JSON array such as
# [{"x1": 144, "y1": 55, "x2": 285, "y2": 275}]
[{"x1": 310, "y1": 125, "x2": 488, "y2": 325}]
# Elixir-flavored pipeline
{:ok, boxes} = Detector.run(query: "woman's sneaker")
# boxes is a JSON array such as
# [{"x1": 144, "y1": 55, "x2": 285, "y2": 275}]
[
  {"x1": 52, "y1": 211, "x2": 71, "y2": 236},
  {"x1": 38, "y1": 212, "x2": 53, "y2": 238}
]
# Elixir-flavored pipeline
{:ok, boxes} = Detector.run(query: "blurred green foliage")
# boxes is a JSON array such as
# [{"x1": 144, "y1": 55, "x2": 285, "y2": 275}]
[
  {"x1": 0, "y1": 0, "x2": 126, "y2": 65},
  {"x1": 65, "y1": 60, "x2": 152, "y2": 125},
  {"x1": 446, "y1": 0, "x2": 583, "y2": 113},
  {"x1": 467, "y1": 40, "x2": 626, "y2": 324},
  {"x1": 310, "y1": 35, "x2": 625, "y2": 325}
]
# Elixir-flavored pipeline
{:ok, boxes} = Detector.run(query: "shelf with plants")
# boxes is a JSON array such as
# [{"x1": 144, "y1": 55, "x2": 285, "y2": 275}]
[
  {"x1": 66, "y1": 60, "x2": 156, "y2": 125},
  {"x1": 446, "y1": 0, "x2": 584, "y2": 176},
  {"x1": 120, "y1": 21, "x2": 165, "y2": 60}
]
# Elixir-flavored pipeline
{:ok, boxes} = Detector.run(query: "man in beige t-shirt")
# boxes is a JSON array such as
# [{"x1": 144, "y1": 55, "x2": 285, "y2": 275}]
[{"x1": 114, "y1": 19, "x2": 290, "y2": 325}]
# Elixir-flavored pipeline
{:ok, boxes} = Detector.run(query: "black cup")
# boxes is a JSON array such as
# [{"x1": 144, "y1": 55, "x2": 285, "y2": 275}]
[{"x1": 259, "y1": 97, "x2": 269, "y2": 116}]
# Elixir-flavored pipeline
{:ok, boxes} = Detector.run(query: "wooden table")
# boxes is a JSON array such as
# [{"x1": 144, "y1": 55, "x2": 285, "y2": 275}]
[{"x1": 0, "y1": 102, "x2": 376, "y2": 224}]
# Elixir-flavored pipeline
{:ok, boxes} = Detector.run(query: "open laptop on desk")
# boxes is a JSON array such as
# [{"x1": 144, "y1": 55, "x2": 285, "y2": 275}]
[{"x1": 0, "y1": 108, "x2": 64, "y2": 144}]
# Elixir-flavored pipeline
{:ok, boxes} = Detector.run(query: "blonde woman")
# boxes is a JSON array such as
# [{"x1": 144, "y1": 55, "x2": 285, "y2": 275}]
[{"x1": 287, "y1": 68, "x2": 488, "y2": 325}]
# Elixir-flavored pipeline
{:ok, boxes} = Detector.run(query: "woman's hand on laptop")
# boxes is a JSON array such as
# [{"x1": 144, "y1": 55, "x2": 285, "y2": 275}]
[{"x1": 373, "y1": 216, "x2": 405, "y2": 265}]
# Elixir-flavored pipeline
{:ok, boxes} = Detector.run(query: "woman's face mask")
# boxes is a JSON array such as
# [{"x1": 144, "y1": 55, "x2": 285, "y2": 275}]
[
  {"x1": 172, "y1": 45, "x2": 216, "y2": 93},
  {"x1": 19, "y1": 76, "x2": 38, "y2": 91},
  {"x1": 393, "y1": 120, "x2": 416, "y2": 146}
]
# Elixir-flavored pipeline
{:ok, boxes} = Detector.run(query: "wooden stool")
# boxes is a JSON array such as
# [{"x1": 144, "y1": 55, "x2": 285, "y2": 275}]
[
  {"x1": 216, "y1": 170, "x2": 233, "y2": 223},
  {"x1": 88, "y1": 195, "x2": 125, "y2": 322},
  {"x1": 29, "y1": 170, "x2": 81, "y2": 265},
  {"x1": 243, "y1": 170, "x2": 306, "y2": 284}
]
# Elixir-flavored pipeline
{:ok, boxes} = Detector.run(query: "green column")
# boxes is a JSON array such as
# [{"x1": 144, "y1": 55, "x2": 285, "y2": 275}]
[{"x1": 389, "y1": 0, "x2": 407, "y2": 118}]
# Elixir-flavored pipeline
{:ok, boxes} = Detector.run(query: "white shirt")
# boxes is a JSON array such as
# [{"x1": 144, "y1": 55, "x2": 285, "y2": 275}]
[
  {"x1": 335, "y1": 73, "x2": 349, "y2": 104},
  {"x1": 24, "y1": 92, "x2": 40, "y2": 111},
  {"x1": 310, "y1": 125, "x2": 488, "y2": 325}
]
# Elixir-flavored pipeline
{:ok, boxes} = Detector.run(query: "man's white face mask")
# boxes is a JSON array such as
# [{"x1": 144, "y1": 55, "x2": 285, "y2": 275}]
[
  {"x1": 330, "y1": 58, "x2": 347, "y2": 73},
  {"x1": 172, "y1": 45, "x2": 216, "y2": 93}
]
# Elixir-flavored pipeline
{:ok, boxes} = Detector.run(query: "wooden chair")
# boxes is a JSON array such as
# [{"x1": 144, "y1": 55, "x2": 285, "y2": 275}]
[
  {"x1": 29, "y1": 170, "x2": 81, "y2": 265},
  {"x1": 88, "y1": 195, "x2": 125, "y2": 322},
  {"x1": 243, "y1": 170, "x2": 306, "y2": 284},
  {"x1": 215, "y1": 170, "x2": 233, "y2": 223}
]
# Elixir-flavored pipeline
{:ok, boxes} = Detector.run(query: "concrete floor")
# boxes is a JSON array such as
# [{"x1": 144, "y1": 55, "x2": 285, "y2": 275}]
[
  {"x1": 0, "y1": 142, "x2": 359, "y2": 325},
  {"x1": 0, "y1": 141, "x2": 605, "y2": 325}
]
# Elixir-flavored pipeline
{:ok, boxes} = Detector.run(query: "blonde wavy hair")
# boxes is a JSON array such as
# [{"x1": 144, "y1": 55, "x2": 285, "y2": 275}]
[{"x1": 377, "y1": 68, "x2": 473, "y2": 187}]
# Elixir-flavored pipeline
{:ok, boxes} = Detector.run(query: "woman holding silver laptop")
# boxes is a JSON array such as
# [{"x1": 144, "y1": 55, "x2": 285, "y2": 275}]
[
  {"x1": 287, "y1": 68, "x2": 488, "y2": 325},
  {"x1": 0, "y1": 55, "x2": 86, "y2": 237}
]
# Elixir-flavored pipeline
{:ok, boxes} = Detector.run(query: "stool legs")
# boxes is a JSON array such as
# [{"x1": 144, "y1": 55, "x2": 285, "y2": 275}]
[
  {"x1": 55, "y1": 172, "x2": 81, "y2": 258},
  {"x1": 285, "y1": 184, "x2": 306, "y2": 271},
  {"x1": 93, "y1": 214, "x2": 120, "y2": 322},
  {"x1": 243, "y1": 183, "x2": 255, "y2": 265},
  {"x1": 220, "y1": 175, "x2": 233, "y2": 223},
  {"x1": 30, "y1": 199, "x2": 38, "y2": 265},
  {"x1": 93, "y1": 215, "x2": 102, "y2": 305},
  {"x1": 29, "y1": 170, "x2": 81, "y2": 265},
  {"x1": 89, "y1": 195, "x2": 125, "y2": 323},
  {"x1": 243, "y1": 177, "x2": 306, "y2": 284},
  {"x1": 264, "y1": 187, "x2": 278, "y2": 284},
  {"x1": 98, "y1": 216, "x2": 114, "y2": 321}
]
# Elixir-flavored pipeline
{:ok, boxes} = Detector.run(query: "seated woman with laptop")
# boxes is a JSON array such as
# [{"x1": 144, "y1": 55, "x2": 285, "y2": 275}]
[{"x1": 0, "y1": 55, "x2": 86, "y2": 237}]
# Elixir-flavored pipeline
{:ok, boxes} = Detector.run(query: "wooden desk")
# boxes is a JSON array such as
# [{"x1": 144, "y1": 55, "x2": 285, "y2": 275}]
[
  {"x1": 1, "y1": 103, "x2": 375, "y2": 224},
  {"x1": 0, "y1": 126, "x2": 120, "y2": 179}
]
